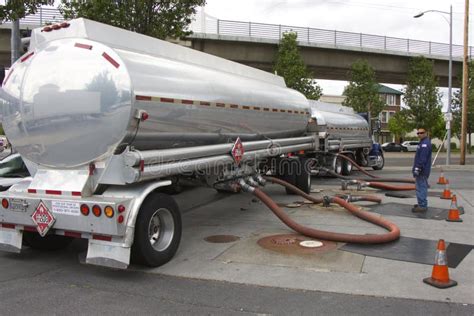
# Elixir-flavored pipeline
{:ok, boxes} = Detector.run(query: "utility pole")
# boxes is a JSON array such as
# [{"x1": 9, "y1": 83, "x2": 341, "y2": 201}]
[
  {"x1": 460, "y1": 0, "x2": 469, "y2": 165},
  {"x1": 11, "y1": 19, "x2": 21, "y2": 65}
]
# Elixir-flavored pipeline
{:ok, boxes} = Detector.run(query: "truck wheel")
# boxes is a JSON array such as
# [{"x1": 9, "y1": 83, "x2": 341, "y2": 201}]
[
  {"x1": 372, "y1": 153, "x2": 385, "y2": 170},
  {"x1": 334, "y1": 156, "x2": 343, "y2": 175},
  {"x1": 341, "y1": 156, "x2": 353, "y2": 176},
  {"x1": 23, "y1": 232, "x2": 73, "y2": 251},
  {"x1": 295, "y1": 157, "x2": 312, "y2": 194},
  {"x1": 132, "y1": 193, "x2": 182, "y2": 267},
  {"x1": 278, "y1": 157, "x2": 311, "y2": 194}
]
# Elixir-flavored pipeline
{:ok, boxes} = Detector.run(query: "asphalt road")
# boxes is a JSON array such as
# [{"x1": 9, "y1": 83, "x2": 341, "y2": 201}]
[
  {"x1": 384, "y1": 151, "x2": 474, "y2": 167},
  {"x1": 0, "y1": 254, "x2": 472, "y2": 315}
]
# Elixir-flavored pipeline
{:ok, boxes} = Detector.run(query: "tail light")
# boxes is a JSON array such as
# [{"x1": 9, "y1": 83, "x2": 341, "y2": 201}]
[
  {"x1": 80, "y1": 204, "x2": 89, "y2": 216},
  {"x1": 118, "y1": 215, "x2": 124, "y2": 224},
  {"x1": 92, "y1": 205, "x2": 101, "y2": 217},
  {"x1": 104, "y1": 206, "x2": 114, "y2": 218},
  {"x1": 1, "y1": 199, "x2": 9, "y2": 209},
  {"x1": 118, "y1": 205, "x2": 126, "y2": 213}
]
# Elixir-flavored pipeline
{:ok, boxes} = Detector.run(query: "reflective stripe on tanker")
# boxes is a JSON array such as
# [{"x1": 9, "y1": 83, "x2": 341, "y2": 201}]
[{"x1": 135, "y1": 95, "x2": 310, "y2": 116}]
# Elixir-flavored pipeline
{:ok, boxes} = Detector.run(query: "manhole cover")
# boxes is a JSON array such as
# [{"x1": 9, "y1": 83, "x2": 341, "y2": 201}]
[
  {"x1": 204, "y1": 235, "x2": 240, "y2": 243},
  {"x1": 258, "y1": 234, "x2": 337, "y2": 255}
]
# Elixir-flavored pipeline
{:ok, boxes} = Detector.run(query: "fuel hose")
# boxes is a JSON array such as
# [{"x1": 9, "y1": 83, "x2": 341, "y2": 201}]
[
  {"x1": 320, "y1": 167, "x2": 415, "y2": 184},
  {"x1": 362, "y1": 181, "x2": 416, "y2": 191},
  {"x1": 258, "y1": 176, "x2": 400, "y2": 244}
]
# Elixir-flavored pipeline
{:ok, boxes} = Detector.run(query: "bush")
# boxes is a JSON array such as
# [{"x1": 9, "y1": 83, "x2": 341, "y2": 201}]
[
  {"x1": 431, "y1": 144, "x2": 437, "y2": 151},
  {"x1": 450, "y1": 142, "x2": 457, "y2": 150}
]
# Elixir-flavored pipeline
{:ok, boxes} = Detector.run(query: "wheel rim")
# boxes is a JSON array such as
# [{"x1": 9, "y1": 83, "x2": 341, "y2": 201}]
[
  {"x1": 335, "y1": 158, "x2": 342, "y2": 174},
  {"x1": 377, "y1": 155, "x2": 384, "y2": 168},
  {"x1": 346, "y1": 160, "x2": 353, "y2": 173},
  {"x1": 148, "y1": 208, "x2": 175, "y2": 252}
]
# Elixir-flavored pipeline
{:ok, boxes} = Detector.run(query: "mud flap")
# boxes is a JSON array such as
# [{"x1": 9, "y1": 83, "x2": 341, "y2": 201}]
[
  {"x1": 86, "y1": 239, "x2": 130, "y2": 269},
  {"x1": 0, "y1": 228, "x2": 23, "y2": 253}
]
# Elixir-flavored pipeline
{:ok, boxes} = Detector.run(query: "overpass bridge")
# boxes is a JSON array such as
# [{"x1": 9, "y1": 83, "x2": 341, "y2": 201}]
[{"x1": 1, "y1": 8, "x2": 470, "y2": 87}]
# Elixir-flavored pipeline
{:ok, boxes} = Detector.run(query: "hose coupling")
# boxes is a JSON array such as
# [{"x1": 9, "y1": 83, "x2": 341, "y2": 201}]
[
  {"x1": 341, "y1": 179, "x2": 358, "y2": 190},
  {"x1": 238, "y1": 178, "x2": 255, "y2": 193},
  {"x1": 253, "y1": 174, "x2": 267, "y2": 186},
  {"x1": 357, "y1": 181, "x2": 369, "y2": 191},
  {"x1": 336, "y1": 194, "x2": 351, "y2": 202},
  {"x1": 247, "y1": 177, "x2": 260, "y2": 188},
  {"x1": 322, "y1": 195, "x2": 332, "y2": 207}
]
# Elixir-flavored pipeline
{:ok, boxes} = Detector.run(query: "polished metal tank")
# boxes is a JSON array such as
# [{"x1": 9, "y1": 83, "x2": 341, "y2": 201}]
[
  {"x1": 1, "y1": 18, "x2": 310, "y2": 168},
  {"x1": 309, "y1": 101, "x2": 370, "y2": 140}
]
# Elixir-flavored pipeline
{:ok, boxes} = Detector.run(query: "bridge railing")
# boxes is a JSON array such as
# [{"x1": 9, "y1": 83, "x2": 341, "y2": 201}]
[
  {"x1": 211, "y1": 19, "x2": 467, "y2": 59},
  {"x1": 10, "y1": 7, "x2": 472, "y2": 58}
]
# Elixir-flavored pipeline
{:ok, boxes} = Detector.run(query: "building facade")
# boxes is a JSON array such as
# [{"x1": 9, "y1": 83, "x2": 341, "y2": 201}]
[{"x1": 377, "y1": 84, "x2": 403, "y2": 144}]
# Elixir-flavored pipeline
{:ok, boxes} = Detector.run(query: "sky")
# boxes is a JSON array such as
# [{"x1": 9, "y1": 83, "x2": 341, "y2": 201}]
[
  {"x1": 41, "y1": 0, "x2": 471, "y2": 110},
  {"x1": 198, "y1": 0, "x2": 472, "y2": 110}
]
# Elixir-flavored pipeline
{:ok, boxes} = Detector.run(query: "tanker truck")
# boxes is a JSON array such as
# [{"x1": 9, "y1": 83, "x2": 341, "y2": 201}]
[{"x1": 0, "y1": 18, "x2": 381, "y2": 269}]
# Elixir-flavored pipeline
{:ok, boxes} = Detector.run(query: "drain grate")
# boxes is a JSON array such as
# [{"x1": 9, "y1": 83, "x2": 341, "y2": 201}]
[
  {"x1": 204, "y1": 235, "x2": 240, "y2": 243},
  {"x1": 258, "y1": 234, "x2": 337, "y2": 255}
]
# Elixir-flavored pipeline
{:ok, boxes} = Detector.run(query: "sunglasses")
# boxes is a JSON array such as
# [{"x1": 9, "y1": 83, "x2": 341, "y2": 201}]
[{"x1": 417, "y1": 131, "x2": 425, "y2": 135}]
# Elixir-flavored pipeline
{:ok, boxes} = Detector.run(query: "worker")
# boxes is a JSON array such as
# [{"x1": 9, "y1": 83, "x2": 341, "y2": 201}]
[{"x1": 412, "y1": 127, "x2": 432, "y2": 212}]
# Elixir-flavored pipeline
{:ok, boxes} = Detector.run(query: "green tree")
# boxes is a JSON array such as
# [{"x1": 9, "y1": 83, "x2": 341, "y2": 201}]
[
  {"x1": 342, "y1": 60, "x2": 385, "y2": 119},
  {"x1": 452, "y1": 61, "x2": 474, "y2": 153},
  {"x1": 388, "y1": 109, "x2": 413, "y2": 141},
  {"x1": 403, "y1": 56, "x2": 442, "y2": 133},
  {"x1": 59, "y1": 0, "x2": 205, "y2": 39},
  {"x1": 273, "y1": 32, "x2": 322, "y2": 100},
  {"x1": 0, "y1": 0, "x2": 53, "y2": 22}
]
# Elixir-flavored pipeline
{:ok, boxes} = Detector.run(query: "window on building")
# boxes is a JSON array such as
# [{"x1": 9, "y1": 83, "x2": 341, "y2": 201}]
[
  {"x1": 380, "y1": 111, "x2": 388, "y2": 123},
  {"x1": 386, "y1": 94, "x2": 396, "y2": 105}
]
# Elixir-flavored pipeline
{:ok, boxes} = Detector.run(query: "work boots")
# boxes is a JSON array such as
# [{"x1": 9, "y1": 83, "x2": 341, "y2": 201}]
[{"x1": 412, "y1": 205, "x2": 428, "y2": 213}]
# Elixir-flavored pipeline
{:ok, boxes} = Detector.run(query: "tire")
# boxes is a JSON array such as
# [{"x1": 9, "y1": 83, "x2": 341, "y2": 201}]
[
  {"x1": 341, "y1": 155, "x2": 353, "y2": 176},
  {"x1": 295, "y1": 157, "x2": 312, "y2": 194},
  {"x1": 131, "y1": 193, "x2": 182, "y2": 267},
  {"x1": 23, "y1": 232, "x2": 73, "y2": 251},
  {"x1": 276, "y1": 157, "x2": 311, "y2": 195},
  {"x1": 372, "y1": 153, "x2": 385, "y2": 170}
]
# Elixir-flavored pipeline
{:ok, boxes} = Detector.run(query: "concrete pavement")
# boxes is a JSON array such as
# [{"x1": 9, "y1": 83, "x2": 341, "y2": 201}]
[{"x1": 132, "y1": 168, "x2": 473, "y2": 305}]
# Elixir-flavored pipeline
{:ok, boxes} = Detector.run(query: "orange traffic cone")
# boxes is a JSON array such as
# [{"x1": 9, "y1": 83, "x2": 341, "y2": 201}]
[
  {"x1": 437, "y1": 169, "x2": 449, "y2": 185},
  {"x1": 446, "y1": 195, "x2": 463, "y2": 222},
  {"x1": 423, "y1": 239, "x2": 457, "y2": 288},
  {"x1": 440, "y1": 182, "x2": 452, "y2": 200}
]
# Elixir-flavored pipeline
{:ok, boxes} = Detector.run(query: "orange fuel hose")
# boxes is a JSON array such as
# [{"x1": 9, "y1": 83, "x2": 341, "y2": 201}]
[{"x1": 260, "y1": 176, "x2": 400, "y2": 244}]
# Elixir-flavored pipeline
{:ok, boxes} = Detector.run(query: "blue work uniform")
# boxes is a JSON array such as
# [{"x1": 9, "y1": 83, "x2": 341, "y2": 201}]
[{"x1": 412, "y1": 137, "x2": 432, "y2": 208}]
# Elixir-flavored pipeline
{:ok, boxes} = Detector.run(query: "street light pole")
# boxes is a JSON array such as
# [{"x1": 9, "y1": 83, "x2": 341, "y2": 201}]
[
  {"x1": 414, "y1": 6, "x2": 453, "y2": 165},
  {"x1": 447, "y1": 5, "x2": 453, "y2": 165}
]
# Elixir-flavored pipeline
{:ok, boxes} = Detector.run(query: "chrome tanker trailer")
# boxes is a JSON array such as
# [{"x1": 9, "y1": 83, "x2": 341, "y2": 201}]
[
  {"x1": 0, "y1": 19, "x2": 378, "y2": 269},
  {"x1": 308, "y1": 101, "x2": 384, "y2": 175}
]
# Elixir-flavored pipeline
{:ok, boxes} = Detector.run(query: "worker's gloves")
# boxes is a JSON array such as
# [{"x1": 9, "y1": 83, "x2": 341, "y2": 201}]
[{"x1": 413, "y1": 167, "x2": 421, "y2": 177}]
